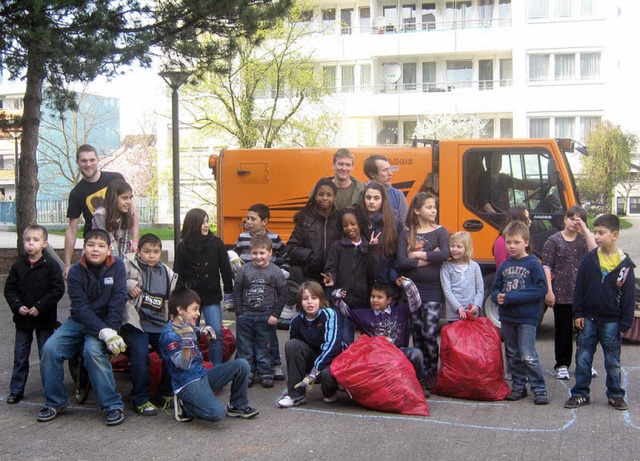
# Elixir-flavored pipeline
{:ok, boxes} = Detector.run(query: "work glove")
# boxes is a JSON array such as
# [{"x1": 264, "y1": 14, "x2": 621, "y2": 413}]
[
  {"x1": 294, "y1": 369, "x2": 318, "y2": 392},
  {"x1": 175, "y1": 323, "x2": 197, "y2": 350},
  {"x1": 98, "y1": 328, "x2": 127, "y2": 356},
  {"x1": 227, "y1": 250, "x2": 243, "y2": 275},
  {"x1": 223, "y1": 293, "x2": 234, "y2": 312},
  {"x1": 199, "y1": 325, "x2": 217, "y2": 341}
]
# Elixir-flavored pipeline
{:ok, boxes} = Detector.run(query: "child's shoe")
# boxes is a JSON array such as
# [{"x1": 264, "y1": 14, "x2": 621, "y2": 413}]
[
  {"x1": 564, "y1": 395, "x2": 589, "y2": 408},
  {"x1": 105, "y1": 409, "x2": 125, "y2": 426},
  {"x1": 274, "y1": 366, "x2": 285, "y2": 381},
  {"x1": 260, "y1": 377, "x2": 274, "y2": 388},
  {"x1": 418, "y1": 379, "x2": 431, "y2": 398},
  {"x1": 608, "y1": 397, "x2": 628, "y2": 411},
  {"x1": 174, "y1": 395, "x2": 193, "y2": 422},
  {"x1": 533, "y1": 392, "x2": 550, "y2": 405},
  {"x1": 37, "y1": 405, "x2": 67, "y2": 422},
  {"x1": 322, "y1": 393, "x2": 339, "y2": 404},
  {"x1": 7, "y1": 394, "x2": 23, "y2": 404},
  {"x1": 505, "y1": 389, "x2": 528, "y2": 401},
  {"x1": 226, "y1": 404, "x2": 259, "y2": 418},
  {"x1": 135, "y1": 401, "x2": 158, "y2": 416},
  {"x1": 276, "y1": 395, "x2": 305, "y2": 408},
  {"x1": 555, "y1": 366, "x2": 570, "y2": 380}
]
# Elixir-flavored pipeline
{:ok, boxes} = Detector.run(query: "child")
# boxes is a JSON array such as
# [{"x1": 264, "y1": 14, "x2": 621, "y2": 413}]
[
  {"x1": 174, "y1": 208, "x2": 233, "y2": 366},
  {"x1": 160, "y1": 286, "x2": 258, "y2": 422},
  {"x1": 4, "y1": 225, "x2": 65, "y2": 404},
  {"x1": 565, "y1": 213, "x2": 635, "y2": 411},
  {"x1": 38, "y1": 229, "x2": 128, "y2": 426},
  {"x1": 332, "y1": 277, "x2": 430, "y2": 397},
  {"x1": 119, "y1": 233, "x2": 178, "y2": 415},
  {"x1": 276, "y1": 281, "x2": 344, "y2": 408},
  {"x1": 323, "y1": 206, "x2": 380, "y2": 344},
  {"x1": 92, "y1": 179, "x2": 135, "y2": 259},
  {"x1": 397, "y1": 191, "x2": 449, "y2": 389},
  {"x1": 440, "y1": 231, "x2": 484, "y2": 323},
  {"x1": 358, "y1": 181, "x2": 400, "y2": 285},
  {"x1": 493, "y1": 205, "x2": 531, "y2": 269},
  {"x1": 287, "y1": 178, "x2": 341, "y2": 286},
  {"x1": 491, "y1": 221, "x2": 549, "y2": 405},
  {"x1": 542, "y1": 205, "x2": 596, "y2": 380},
  {"x1": 233, "y1": 203, "x2": 288, "y2": 380},
  {"x1": 234, "y1": 234, "x2": 288, "y2": 388}
]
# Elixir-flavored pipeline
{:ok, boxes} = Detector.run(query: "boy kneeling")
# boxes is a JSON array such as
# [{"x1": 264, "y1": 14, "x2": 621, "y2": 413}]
[{"x1": 160, "y1": 286, "x2": 259, "y2": 422}]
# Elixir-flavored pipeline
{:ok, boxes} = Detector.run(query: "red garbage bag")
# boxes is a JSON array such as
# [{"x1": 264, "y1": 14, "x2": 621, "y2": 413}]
[
  {"x1": 198, "y1": 326, "x2": 237, "y2": 364},
  {"x1": 330, "y1": 335, "x2": 429, "y2": 416},
  {"x1": 149, "y1": 352, "x2": 163, "y2": 396},
  {"x1": 432, "y1": 315, "x2": 510, "y2": 401}
]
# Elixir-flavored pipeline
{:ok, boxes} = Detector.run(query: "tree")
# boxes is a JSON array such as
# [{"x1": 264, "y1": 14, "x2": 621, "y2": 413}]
[
  {"x1": 0, "y1": 0, "x2": 290, "y2": 249},
  {"x1": 185, "y1": 1, "x2": 332, "y2": 149},
  {"x1": 413, "y1": 113, "x2": 490, "y2": 141},
  {"x1": 581, "y1": 121, "x2": 637, "y2": 213}
]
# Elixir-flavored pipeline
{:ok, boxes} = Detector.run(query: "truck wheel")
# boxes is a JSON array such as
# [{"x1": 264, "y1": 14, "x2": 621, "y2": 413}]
[{"x1": 482, "y1": 273, "x2": 501, "y2": 329}]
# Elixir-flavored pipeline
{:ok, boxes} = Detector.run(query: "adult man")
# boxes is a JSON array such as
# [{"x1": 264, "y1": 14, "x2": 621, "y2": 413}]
[
  {"x1": 363, "y1": 154, "x2": 408, "y2": 222},
  {"x1": 64, "y1": 144, "x2": 139, "y2": 278},
  {"x1": 330, "y1": 149, "x2": 365, "y2": 210}
]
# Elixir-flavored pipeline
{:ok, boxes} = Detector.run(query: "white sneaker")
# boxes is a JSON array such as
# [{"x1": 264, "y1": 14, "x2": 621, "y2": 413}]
[
  {"x1": 174, "y1": 395, "x2": 193, "y2": 422},
  {"x1": 323, "y1": 393, "x2": 339, "y2": 403},
  {"x1": 555, "y1": 366, "x2": 570, "y2": 380},
  {"x1": 276, "y1": 395, "x2": 305, "y2": 408},
  {"x1": 591, "y1": 367, "x2": 598, "y2": 377}
]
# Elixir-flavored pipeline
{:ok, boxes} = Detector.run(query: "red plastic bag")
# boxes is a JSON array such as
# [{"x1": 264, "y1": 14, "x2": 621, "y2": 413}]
[
  {"x1": 330, "y1": 335, "x2": 429, "y2": 416},
  {"x1": 149, "y1": 352, "x2": 162, "y2": 396},
  {"x1": 432, "y1": 316, "x2": 510, "y2": 401},
  {"x1": 198, "y1": 326, "x2": 237, "y2": 363}
]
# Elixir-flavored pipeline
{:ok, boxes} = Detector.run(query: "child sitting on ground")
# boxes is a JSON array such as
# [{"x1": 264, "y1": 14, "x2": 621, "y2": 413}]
[
  {"x1": 160, "y1": 286, "x2": 259, "y2": 422},
  {"x1": 5, "y1": 225, "x2": 65, "y2": 404}
]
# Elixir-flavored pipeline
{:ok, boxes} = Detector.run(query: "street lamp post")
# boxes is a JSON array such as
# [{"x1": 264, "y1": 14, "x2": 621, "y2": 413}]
[{"x1": 159, "y1": 70, "x2": 191, "y2": 255}]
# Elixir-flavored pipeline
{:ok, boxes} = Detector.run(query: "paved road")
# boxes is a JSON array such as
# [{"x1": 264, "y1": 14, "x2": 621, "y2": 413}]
[{"x1": 0, "y1": 219, "x2": 639, "y2": 460}]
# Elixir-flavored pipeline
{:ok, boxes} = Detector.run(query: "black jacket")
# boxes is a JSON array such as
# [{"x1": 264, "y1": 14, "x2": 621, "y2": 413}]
[
  {"x1": 174, "y1": 232, "x2": 233, "y2": 305},
  {"x1": 4, "y1": 253, "x2": 65, "y2": 329},
  {"x1": 573, "y1": 249, "x2": 636, "y2": 331}
]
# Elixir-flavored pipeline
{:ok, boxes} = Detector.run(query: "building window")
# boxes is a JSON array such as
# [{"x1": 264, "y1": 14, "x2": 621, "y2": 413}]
[
  {"x1": 527, "y1": 0, "x2": 549, "y2": 19},
  {"x1": 322, "y1": 66, "x2": 336, "y2": 93},
  {"x1": 556, "y1": 0, "x2": 572, "y2": 17},
  {"x1": 479, "y1": 0, "x2": 494, "y2": 26},
  {"x1": 581, "y1": 0, "x2": 595, "y2": 16},
  {"x1": 299, "y1": 10, "x2": 313, "y2": 27},
  {"x1": 341, "y1": 9, "x2": 353, "y2": 35},
  {"x1": 322, "y1": 8, "x2": 336, "y2": 32},
  {"x1": 422, "y1": 62, "x2": 436, "y2": 91},
  {"x1": 403, "y1": 121, "x2": 417, "y2": 144},
  {"x1": 500, "y1": 58, "x2": 513, "y2": 86},
  {"x1": 580, "y1": 53, "x2": 600, "y2": 79},
  {"x1": 445, "y1": 1, "x2": 472, "y2": 28},
  {"x1": 383, "y1": 5, "x2": 398, "y2": 29},
  {"x1": 446, "y1": 60, "x2": 472, "y2": 89},
  {"x1": 500, "y1": 118, "x2": 513, "y2": 138},
  {"x1": 403, "y1": 63, "x2": 417, "y2": 90},
  {"x1": 580, "y1": 116, "x2": 601, "y2": 142},
  {"x1": 422, "y1": 3, "x2": 436, "y2": 29},
  {"x1": 360, "y1": 64, "x2": 371, "y2": 89},
  {"x1": 617, "y1": 196, "x2": 627, "y2": 215},
  {"x1": 554, "y1": 54, "x2": 575, "y2": 80},
  {"x1": 530, "y1": 118, "x2": 550, "y2": 137},
  {"x1": 402, "y1": 4, "x2": 417, "y2": 31},
  {"x1": 380, "y1": 120, "x2": 399, "y2": 144},
  {"x1": 359, "y1": 7, "x2": 371, "y2": 33},
  {"x1": 499, "y1": 0, "x2": 512, "y2": 20},
  {"x1": 555, "y1": 117, "x2": 575, "y2": 138},
  {"x1": 479, "y1": 59, "x2": 494, "y2": 91},
  {"x1": 529, "y1": 51, "x2": 599, "y2": 83},
  {"x1": 529, "y1": 54, "x2": 550, "y2": 81},
  {"x1": 341, "y1": 65, "x2": 355, "y2": 92},
  {"x1": 481, "y1": 119, "x2": 495, "y2": 138},
  {"x1": 630, "y1": 197, "x2": 640, "y2": 214}
]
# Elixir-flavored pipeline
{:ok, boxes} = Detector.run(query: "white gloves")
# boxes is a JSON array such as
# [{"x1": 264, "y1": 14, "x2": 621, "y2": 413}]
[{"x1": 98, "y1": 328, "x2": 127, "y2": 356}]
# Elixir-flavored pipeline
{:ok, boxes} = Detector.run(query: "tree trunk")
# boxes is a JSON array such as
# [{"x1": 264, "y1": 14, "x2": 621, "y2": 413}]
[{"x1": 17, "y1": 53, "x2": 44, "y2": 252}]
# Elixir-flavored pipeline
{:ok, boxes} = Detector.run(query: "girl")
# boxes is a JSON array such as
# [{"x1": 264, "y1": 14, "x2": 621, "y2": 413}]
[
  {"x1": 324, "y1": 207, "x2": 380, "y2": 344},
  {"x1": 358, "y1": 181, "x2": 400, "y2": 285},
  {"x1": 92, "y1": 179, "x2": 135, "y2": 259},
  {"x1": 398, "y1": 191, "x2": 449, "y2": 389},
  {"x1": 440, "y1": 231, "x2": 484, "y2": 323},
  {"x1": 286, "y1": 178, "x2": 341, "y2": 285},
  {"x1": 173, "y1": 208, "x2": 233, "y2": 366},
  {"x1": 493, "y1": 205, "x2": 531, "y2": 269},
  {"x1": 277, "y1": 281, "x2": 343, "y2": 408}
]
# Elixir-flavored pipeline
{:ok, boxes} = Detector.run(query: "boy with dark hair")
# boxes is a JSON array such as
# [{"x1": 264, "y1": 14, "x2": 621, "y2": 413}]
[
  {"x1": 38, "y1": 229, "x2": 128, "y2": 426},
  {"x1": 160, "y1": 286, "x2": 258, "y2": 422},
  {"x1": 5, "y1": 225, "x2": 65, "y2": 404},
  {"x1": 120, "y1": 233, "x2": 178, "y2": 415},
  {"x1": 491, "y1": 221, "x2": 549, "y2": 405},
  {"x1": 234, "y1": 233, "x2": 288, "y2": 388},
  {"x1": 565, "y1": 213, "x2": 635, "y2": 410}
]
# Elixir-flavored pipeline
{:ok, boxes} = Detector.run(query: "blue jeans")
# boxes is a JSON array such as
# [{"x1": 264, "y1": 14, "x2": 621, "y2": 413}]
[
  {"x1": 571, "y1": 319, "x2": 624, "y2": 399},
  {"x1": 10, "y1": 326, "x2": 53, "y2": 397},
  {"x1": 201, "y1": 304, "x2": 223, "y2": 366},
  {"x1": 236, "y1": 314, "x2": 274, "y2": 379},
  {"x1": 501, "y1": 322, "x2": 547, "y2": 394},
  {"x1": 401, "y1": 347, "x2": 426, "y2": 381},
  {"x1": 40, "y1": 319, "x2": 123, "y2": 411},
  {"x1": 178, "y1": 359, "x2": 251, "y2": 422}
]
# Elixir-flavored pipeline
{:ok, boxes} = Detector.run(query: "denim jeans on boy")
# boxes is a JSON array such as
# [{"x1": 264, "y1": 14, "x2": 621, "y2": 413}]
[
  {"x1": 10, "y1": 326, "x2": 53, "y2": 397},
  {"x1": 501, "y1": 322, "x2": 547, "y2": 394},
  {"x1": 178, "y1": 359, "x2": 251, "y2": 421},
  {"x1": 235, "y1": 313, "x2": 274, "y2": 379},
  {"x1": 201, "y1": 304, "x2": 223, "y2": 366},
  {"x1": 40, "y1": 318, "x2": 124, "y2": 411},
  {"x1": 571, "y1": 318, "x2": 624, "y2": 399}
]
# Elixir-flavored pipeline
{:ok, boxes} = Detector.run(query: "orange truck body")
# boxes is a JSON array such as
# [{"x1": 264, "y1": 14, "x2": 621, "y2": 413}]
[{"x1": 209, "y1": 139, "x2": 580, "y2": 269}]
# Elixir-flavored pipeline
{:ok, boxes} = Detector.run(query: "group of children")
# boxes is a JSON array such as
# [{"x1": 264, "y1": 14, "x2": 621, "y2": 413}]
[{"x1": 5, "y1": 177, "x2": 636, "y2": 425}]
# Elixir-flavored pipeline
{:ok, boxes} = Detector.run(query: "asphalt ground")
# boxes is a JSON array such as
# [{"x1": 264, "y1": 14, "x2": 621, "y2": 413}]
[{"x1": 1, "y1": 220, "x2": 640, "y2": 460}]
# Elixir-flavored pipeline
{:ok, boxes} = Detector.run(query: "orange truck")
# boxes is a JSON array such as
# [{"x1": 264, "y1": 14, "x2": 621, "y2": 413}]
[{"x1": 209, "y1": 138, "x2": 584, "y2": 325}]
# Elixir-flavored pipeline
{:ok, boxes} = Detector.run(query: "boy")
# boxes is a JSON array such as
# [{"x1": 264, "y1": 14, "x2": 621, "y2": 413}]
[
  {"x1": 233, "y1": 233, "x2": 287, "y2": 388},
  {"x1": 5, "y1": 225, "x2": 65, "y2": 404},
  {"x1": 233, "y1": 203, "x2": 289, "y2": 380},
  {"x1": 491, "y1": 221, "x2": 549, "y2": 405},
  {"x1": 120, "y1": 233, "x2": 178, "y2": 415},
  {"x1": 38, "y1": 229, "x2": 128, "y2": 426},
  {"x1": 542, "y1": 205, "x2": 597, "y2": 380},
  {"x1": 332, "y1": 276, "x2": 430, "y2": 397},
  {"x1": 565, "y1": 213, "x2": 635, "y2": 411},
  {"x1": 160, "y1": 286, "x2": 258, "y2": 422}
]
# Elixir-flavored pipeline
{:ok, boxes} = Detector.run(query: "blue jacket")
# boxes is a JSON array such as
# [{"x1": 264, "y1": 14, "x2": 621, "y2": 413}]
[
  {"x1": 491, "y1": 254, "x2": 547, "y2": 326},
  {"x1": 573, "y1": 249, "x2": 636, "y2": 331},
  {"x1": 289, "y1": 308, "x2": 344, "y2": 371},
  {"x1": 159, "y1": 321, "x2": 208, "y2": 392},
  {"x1": 67, "y1": 255, "x2": 127, "y2": 335}
]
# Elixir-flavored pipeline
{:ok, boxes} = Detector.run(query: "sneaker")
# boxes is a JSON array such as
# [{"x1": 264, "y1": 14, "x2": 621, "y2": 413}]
[
  {"x1": 591, "y1": 367, "x2": 598, "y2": 377},
  {"x1": 505, "y1": 389, "x2": 528, "y2": 401},
  {"x1": 564, "y1": 395, "x2": 590, "y2": 409},
  {"x1": 105, "y1": 409, "x2": 125, "y2": 426},
  {"x1": 322, "y1": 393, "x2": 339, "y2": 404},
  {"x1": 276, "y1": 395, "x2": 305, "y2": 408},
  {"x1": 174, "y1": 396, "x2": 193, "y2": 422},
  {"x1": 37, "y1": 405, "x2": 66, "y2": 422},
  {"x1": 135, "y1": 401, "x2": 158, "y2": 416},
  {"x1": 608, "y1": 397, "x2": 628, "y2": 411},
  {"x1": 555, "y1": 366, "x2": 570, "y2": 380},
  {"x1": 534, "y1": 392, "x2": 550, "y2": 405},
  {"x1": 7, "y1": 395, "x2": 22, "y2": 404},
  {"x1": 260, "y1": 377, "x2": 275, "y2": 388},
  {"x1": 274, "y1": 366, "x2": 285, "y2": 381},
  {"x1": 418, "y1": 379, "x2": 431, "y2": 398},
  {"x1": 226, "y1": 404, "x2": 259, "y2": 419},
  {"x1": 424, "y1": 374, "x2": 437, "y2": 390}
]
